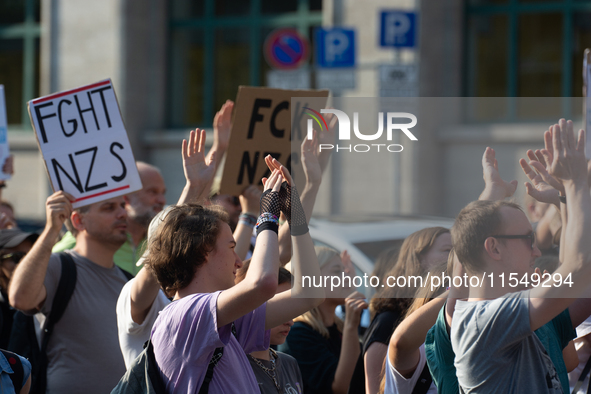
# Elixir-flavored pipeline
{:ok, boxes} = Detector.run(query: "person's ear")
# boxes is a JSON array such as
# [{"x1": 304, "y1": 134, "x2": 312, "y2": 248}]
[
  {"x1": 483, "y1": 237, "x2": 502, "y2": 260},
  {"x1": 71, "y1": 211, "x2": 85, "y2": 233}
]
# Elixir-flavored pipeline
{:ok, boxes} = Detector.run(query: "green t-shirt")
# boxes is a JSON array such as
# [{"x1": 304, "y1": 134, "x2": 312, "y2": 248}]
[
  {"x1": 425, "y1": 301, "x2": 576, "y2": 394},
  {"x1": 52, "y1": 231, "x2": 145, "y2": 276},
  {"x1": 425, "y1": 303, "x2": 458, "y2": 394}
]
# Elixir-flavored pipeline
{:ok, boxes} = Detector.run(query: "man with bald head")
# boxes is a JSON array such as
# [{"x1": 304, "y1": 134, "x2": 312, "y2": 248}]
[{"x1": 52, "y1": 161, "x2": 167, "y2": 275}]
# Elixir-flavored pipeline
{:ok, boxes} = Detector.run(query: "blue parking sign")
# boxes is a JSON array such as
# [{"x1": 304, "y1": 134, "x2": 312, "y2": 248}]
[
  {"x1": 316, "y1": 28, "x2": 355, "y2": 68},
  {"x1": 380, "y1": 11, "x2": 417, "y2": 48}
]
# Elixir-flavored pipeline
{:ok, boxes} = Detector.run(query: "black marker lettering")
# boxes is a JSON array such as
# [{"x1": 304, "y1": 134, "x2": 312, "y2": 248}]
[
  {"x1": 57, "y1": 99, "x2": 77, "y2": 137},
  {"x1": 247, "y1": 99, "x2": 271, "y2": 139},
  {"x1": 51, "y1": 155, "x2": 83, "y2": 193},
  {"x1": 34, "y1": 102, "x2": 56, "y2": 144},
  {"x1": 270, "y1": 101, "x2": 289, "y2": 138},
  {"x1": 74, "y1": 92, "x2": 99, "y2": 133},
  {"x1": 110, "y1": 142, "x2": 127, "y2": 182},
  {"x1": 75, "y1": 147, "x2": 107, "y2": 192}
]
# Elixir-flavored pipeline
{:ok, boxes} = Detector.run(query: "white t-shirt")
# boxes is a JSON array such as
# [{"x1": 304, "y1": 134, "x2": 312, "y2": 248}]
[
  {"x1": 384, "y1": 344, "x2": 437, "y2": 394},
  {"x1": 569, "y1": 316, "x2": 591, "y2": 393},
  {"x1": 116, "y1": 278, "x2": 171, "y2": 368}
]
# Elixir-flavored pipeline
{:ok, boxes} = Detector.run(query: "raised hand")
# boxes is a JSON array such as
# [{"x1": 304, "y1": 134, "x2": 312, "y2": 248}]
[
  {"x1": 213, "y1": 100, "x2": 234, "y2": 152},
  {"x1": 341, "y1": 250, "x2": 355, "y2": 277},
  {"x1": 479, "y1": 147, "x2": 518, "y2": 200},
  {"x1": 2, "y1": 155, "x2": 14, "y2": 175},
  {"x1": 519, "y1": 158, "x2": 560, "y2": 207},
  {"x1": 46, "y1": 191, "x2": 74, "y2": 232},
  {"x1": 260, "y1": 169, "x2": 283, "y2": 220},
  {"x1": 264, "y1": 155, "x2": 308, "y2": 235},
  {"x1": 546, "y1": 119, "x2": 587, "y2": 185},
  {"x1": 344, "y1": 291, "x2": 368, "y2": 329},
  {"x1": 318, "y1": 110, "x2": 338, "y2": 173},
  {"x1": 180, "y1": 129, "x2": 217, "y2": 203},
  {"x1": 301, "y1": 129, "x2": 321, "y2": 186},
  {"x1": 239, "y1": 185, "x2": 262, "y2": 216}
]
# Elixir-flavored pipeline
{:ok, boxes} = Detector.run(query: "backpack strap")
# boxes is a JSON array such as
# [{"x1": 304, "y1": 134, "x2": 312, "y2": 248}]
[
  {"x1": 1, "y1": 349, "x2": 24, "y2": 391},
  {"x1": 198, "y1": 323, "x2": 238, "y2": 394},
  {"x1": 145, "y1": 340, "x2": 167, "y2": 393},
  {"x1": 118, "y1": 267, "x2": 134, "y2": 281},
  {"x1": 35, "y1": 252, "x2": 77, "y2": 393},
  {"x1": 411, "y1": 362, "x2": 433, "y2": 394}
]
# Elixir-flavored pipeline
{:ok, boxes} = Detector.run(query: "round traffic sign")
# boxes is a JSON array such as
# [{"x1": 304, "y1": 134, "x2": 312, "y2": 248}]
[{"x1": 264, "y1": 28, "x2": 309, "y2": 70}]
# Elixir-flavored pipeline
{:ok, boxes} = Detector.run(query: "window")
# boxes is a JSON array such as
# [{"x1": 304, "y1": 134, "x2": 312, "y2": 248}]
[
  {"x1": 467, "y1": 0, "x2": 591, "y2": 98},
  {"x1": 0, "y1": 0, "x2": 41, "y2": 127},
  {"x1": 168, "y1": 0, "x2": 322, "y2": 128}
]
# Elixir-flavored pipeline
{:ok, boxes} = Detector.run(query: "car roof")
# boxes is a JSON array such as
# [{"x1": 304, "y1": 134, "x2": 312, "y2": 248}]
[{"x1": 309, "y1": 214, "x2": 455, "y2": 244}]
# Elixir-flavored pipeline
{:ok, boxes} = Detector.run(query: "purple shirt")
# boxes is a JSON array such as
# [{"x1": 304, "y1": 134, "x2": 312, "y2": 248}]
[{"x1": 151, "y1": 291, "x2": 270, "y2": 394}]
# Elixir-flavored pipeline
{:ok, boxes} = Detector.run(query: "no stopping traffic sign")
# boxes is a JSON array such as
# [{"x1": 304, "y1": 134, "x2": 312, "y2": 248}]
[{"x1": 264, "y1": 28, "x2": 309, "y2": 70}]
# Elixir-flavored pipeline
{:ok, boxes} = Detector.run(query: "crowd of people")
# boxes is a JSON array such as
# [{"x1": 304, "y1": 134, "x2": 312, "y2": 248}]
[{"x1": 0, "y1": 97, "x2": 590, "y2": 394}]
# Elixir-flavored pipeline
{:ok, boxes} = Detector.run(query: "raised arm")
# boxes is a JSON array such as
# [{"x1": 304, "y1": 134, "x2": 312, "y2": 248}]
[
  {"x1": 216, "y1": 167, "x2": 283, "y2": 328},
  {"x1": 10, "y1": 191, "x2": 74, "y2": 312},
  {"x1": 130, "y1": 130, "x2": 216, "y2": 324},
  {"x1": 279, "y1": 130, "x2": 322, "y2": 264},
  {"x1": 264, "y1": 156, "x2": 324, "y2": 329},
  {"x1": 234, "y1": 185, "x2": 261, "y2": 260},
  {"x1": 529, "y1": 120, "x2": 591, "y2": 331},
  {"x1": 478, "y1": 147, "x2": 518, "y2": 201},
  {"x1": 388, "y1": 296, "x2": 446, "y2": 377}
]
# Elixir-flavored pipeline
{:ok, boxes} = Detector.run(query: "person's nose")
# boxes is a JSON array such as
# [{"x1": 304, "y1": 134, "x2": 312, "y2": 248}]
[{"x1": 156, "y1": 193, "x2": 166, "y2": 207}]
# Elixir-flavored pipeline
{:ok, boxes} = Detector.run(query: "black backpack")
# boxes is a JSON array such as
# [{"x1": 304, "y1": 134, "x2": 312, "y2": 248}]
[
  {"x1": 8, "y1": 252, "x2": 133, "y2": 394},
  {"x1": 111, "y1": 324, "x2": 237, "y2": 394}
]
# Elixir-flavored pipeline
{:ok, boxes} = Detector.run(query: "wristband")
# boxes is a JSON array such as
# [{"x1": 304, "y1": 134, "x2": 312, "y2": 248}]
[
  {"x1": 559, "y1": 195, "x2": 566, "y2": 204},
  {"x1": 256, "y1": 213, "x2": 279, "y2": 236},
  {"x1": 239, "y1": 213, "x2": 257, "y2": 228}
]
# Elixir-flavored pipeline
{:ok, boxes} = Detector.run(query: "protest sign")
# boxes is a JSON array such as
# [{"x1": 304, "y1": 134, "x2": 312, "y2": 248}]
[
  {"x1": 0, "y1": 86, "x2": 11, "y2": 181},
  {"x1": 220, "y1": 86, "x2": 329, "y2": 196},
  {"x1": 28, "y1": 79, "x2": 142, "y2": 208}
]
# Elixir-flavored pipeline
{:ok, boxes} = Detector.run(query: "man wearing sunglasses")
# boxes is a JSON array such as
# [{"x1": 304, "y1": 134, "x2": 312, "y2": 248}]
[
  {"x1": 450, "y1": 121, "x2": 591, "y2": 394},
  {"x1": 0, "y1": 229, "x2": 38, "y2": 350}
]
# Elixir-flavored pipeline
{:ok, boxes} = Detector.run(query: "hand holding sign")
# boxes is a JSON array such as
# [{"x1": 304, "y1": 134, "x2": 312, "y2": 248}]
[{"x1": 45, "y1": 191, "x2": 75, "y2": 234}]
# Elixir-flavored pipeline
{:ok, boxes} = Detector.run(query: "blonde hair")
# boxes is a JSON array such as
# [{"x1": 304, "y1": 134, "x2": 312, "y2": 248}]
[
  {"x1": 370, "y1": 227, "x2": 450, "y2": 319},
  {"x1": 294, "y1": 246, "x2": 344, "y2": 338}
]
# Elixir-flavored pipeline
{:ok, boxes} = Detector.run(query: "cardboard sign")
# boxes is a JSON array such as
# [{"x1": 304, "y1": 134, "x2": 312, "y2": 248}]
[
  {"x1": 0, "y1": 86, "x2": 11, "y2": 181},
  {"x1": 220, "y1": 86, "x2": 329, "y2": 196},
  {"x1": 28, "y1": 79, "x2": 142, "y2": 208}
]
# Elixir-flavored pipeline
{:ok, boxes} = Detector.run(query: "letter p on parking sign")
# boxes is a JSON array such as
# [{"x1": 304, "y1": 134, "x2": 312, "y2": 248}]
[
  {"x1": 380, "y1": 10, "x2": 417, "y2": 48},
  {"x1": 28, "y1": 79, "x2": 142, "y2": 208}
]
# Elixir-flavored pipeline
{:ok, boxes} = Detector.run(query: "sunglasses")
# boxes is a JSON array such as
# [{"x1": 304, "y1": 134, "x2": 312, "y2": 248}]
[
  {"x1": 0, "y1": 251, "x2": 27, "y2": 264},
  {"x1": 491, "y1": 232, "x2": 536, "y2": 250}
]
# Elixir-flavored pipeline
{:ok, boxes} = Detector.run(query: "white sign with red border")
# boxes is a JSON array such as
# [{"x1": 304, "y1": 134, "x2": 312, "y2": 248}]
[{"x1": 28, "y1": 79, "x2": 142, "y2": 208}]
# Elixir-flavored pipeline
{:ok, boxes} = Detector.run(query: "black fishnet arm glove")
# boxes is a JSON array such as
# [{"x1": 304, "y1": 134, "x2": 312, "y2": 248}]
[
  {"x1": 257, "y1": 190, "x2": 281, "y2": 235},
  {"x1": 279, "y1": 182, "x2": 309, "y2": 236}
]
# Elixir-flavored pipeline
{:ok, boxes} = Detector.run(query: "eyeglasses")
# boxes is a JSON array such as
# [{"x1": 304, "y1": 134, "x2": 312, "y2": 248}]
[
  {"x1": 491, "y1": 232, "x2": 536, "y2": 250},
  {"x1": 0, "y1": 251, "x2": 26, "y2": 264}
]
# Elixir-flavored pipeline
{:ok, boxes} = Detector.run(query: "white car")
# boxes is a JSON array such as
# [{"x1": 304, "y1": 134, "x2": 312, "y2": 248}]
[{"x1": 309, "y1": 214, "x2": 456, "y2": 278}]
